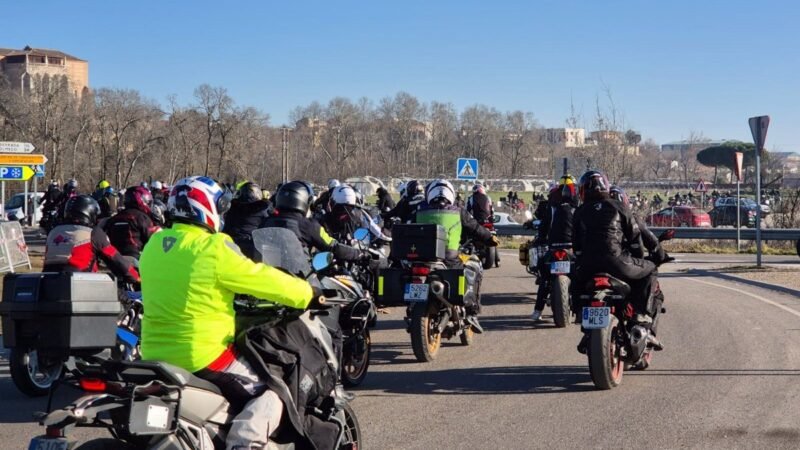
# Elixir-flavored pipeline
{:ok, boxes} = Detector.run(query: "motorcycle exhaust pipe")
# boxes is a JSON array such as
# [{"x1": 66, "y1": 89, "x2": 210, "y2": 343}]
[
  {"x1": 430, "y1": 281, "x2": 452, "y2": 307},
  {"x1": 629, "y1": 325, "x2": 648, "y2": 360},
  {"x1": 437, "y1": 310, "x2": 452, "y2": 334}
]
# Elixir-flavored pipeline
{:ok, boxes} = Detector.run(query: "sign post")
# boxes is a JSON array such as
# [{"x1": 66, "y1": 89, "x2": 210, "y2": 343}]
[
  {"x1": 749, "y1": 116, "x2": 770, "y2": 268},
  {"x1": 734, "y1": 151, "x2": 743, "y2": 252}
]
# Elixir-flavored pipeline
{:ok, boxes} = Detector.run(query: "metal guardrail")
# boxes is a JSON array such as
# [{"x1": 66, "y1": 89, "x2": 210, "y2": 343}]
[{"x1": 495, "y1": 224, "x2": 800, "y2": 241}]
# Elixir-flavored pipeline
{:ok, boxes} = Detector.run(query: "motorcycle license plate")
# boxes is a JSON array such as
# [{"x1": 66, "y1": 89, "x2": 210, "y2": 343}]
[
  {"x1": 582, "y1": 307, "x2": 611, "y2": 329},
  {"x1": 404, "y1": 283, "x2": 429, "y2": 302},
  {"x1": 28, "y1": 437, "x2": 69, "y2": 450},
  {"x1": 550, "y1": 261, "x2": 570, "y2": 275}
]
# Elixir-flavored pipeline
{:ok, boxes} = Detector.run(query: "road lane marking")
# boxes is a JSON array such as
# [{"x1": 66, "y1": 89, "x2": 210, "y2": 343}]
[{"x1": 687, "y1": 277, "x2": 800, "y2": 319}]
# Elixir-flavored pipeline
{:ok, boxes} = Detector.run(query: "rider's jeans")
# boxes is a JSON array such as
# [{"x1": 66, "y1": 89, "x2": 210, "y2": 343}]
[{"x1": 196, "y1": 352, "x2": 283, "y2": 450}]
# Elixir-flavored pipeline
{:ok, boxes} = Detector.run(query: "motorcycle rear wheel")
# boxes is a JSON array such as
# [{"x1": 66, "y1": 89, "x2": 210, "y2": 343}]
[
  {"x1": 587, "y1": 316, "x2": 624, "y2": 390},
  {"x1": 482, "y1": 247, "x2": 496, "y2": 270},
  {"x1": 410, "y1": 302, "x2": 441, "y2": 362},
  {"x1": 341, "y1": 329, "x2": 371, "y2": 387},
  {"x1": 9, "y1": 348, "x2": 62, "y2": 397},
  {"x1": 460, "y1": 323, "x2": 474, "y2": 345},
  {"x1": 551, "y1": 275, "x2": 571, "y2": 328}
]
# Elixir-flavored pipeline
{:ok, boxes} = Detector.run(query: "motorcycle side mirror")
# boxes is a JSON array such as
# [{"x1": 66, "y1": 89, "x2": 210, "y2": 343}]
[
  {"x1": 658, "y1": 229, "x2": 675, "y2": 242},
  {"x1": 353, "y1": 228, "x2": 371, "y2": 244},
  {"x1": 312, "y1": 252, "x2": 334, "y2": 272},
  {"x1": 524, "y1": 210, "x2": 533, "y2": 221}
]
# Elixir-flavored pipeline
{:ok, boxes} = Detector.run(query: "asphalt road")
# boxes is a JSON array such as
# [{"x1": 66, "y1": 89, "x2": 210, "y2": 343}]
[{"x1": 2, "y1": 252, "x2": 800, "y2": 448}]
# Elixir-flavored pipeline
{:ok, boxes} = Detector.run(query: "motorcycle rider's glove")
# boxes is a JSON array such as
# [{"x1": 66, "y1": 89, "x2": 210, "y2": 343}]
[{"x1": 651, "y1": 245, "x2": 667, "y2": 265}]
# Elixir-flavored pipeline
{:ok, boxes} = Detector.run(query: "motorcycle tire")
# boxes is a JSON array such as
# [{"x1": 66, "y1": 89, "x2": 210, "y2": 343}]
[
  {"x1": 341, "y1": 329, "x2": 371, "y2": 388},
  {"x1": 460, "y1": 324, "x2": 474, "y2": 345},
  {"x1": 410, "y1": 302, "x2": 441, "y2": 362},
  {"x1": 551, "y1": 275, "x2": 571, "y2": 328},
  {"x1": 481, "y1": 247, "x2": 495, "y2": 270},
  {"x1": 587, "y1": 315, "x2": 624, "y2": 390},
  {"x1": 9, "y1": 348, "x2": 62, "y2": 397},
  {"x1": 339, "y1": 402, "x2": 363, "y2": 449},
  {"x1": 73, "y1": 438, "x2": 136, "y2": 449}
]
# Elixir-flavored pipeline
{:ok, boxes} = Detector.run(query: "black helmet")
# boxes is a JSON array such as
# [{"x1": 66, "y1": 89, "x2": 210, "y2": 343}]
[
  {"x1": 64, "y1": 195, "x2": 100, "y2": 227},
  {"x1": 578, "y1": 170, "x2": 610, "y2": 202},
  {"x1": 235, "y1": 182, "x2": 263, "y2": 204},
  {"x1": 275, "y1": 181, "x2": 311, "y2": 215}
]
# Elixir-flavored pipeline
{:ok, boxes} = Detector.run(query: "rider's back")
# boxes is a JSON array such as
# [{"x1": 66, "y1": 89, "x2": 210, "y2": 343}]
[{"x1": 574, "y1": 198, "x2": 628, "y2": 258}]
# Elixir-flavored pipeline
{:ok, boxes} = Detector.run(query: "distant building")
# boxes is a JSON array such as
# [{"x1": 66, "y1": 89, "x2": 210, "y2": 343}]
[
  {"x1": 0, "y1": 46, "x2": 89, "y2": 97},
  {"x1": 587, "y1": 130, "x2": 640, "y2": 156},
  {"x1": 540, "y1": 128, "x2": 585, "y2": 148},
  {"x1": 660, "y1": 139, "x2": 733, "y2": 153},
  {"x1": 771, "y1": 151, "x2": 800, "y2": 174}
]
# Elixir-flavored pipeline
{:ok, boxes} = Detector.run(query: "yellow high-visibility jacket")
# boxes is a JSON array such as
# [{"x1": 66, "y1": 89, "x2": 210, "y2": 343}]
[{"x1": 140, "y1": 223, "x2": 312, "y2": 372}]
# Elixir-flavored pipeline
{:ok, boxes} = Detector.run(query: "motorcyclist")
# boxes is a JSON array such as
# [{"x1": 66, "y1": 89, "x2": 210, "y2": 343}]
[
  {"x1": 102, "y1": 186, "x2": 160, "y2": 261},
  {"x1": 466, "y1": 183, "x2": 493, "y2": 224},
  {"x1": 263, "y1": 180, "x2": 367, "y2": 263},
  {"x1": 44, "y1": 195, "x2": 140, "y2": 285},
  {"x1": 222, "y1": 181, "x2": 272, "y2": 260},
  {"x1": 323, "y1": 184, "x2": 390, "y2": 243},
  {"x1": 92, "y1": 180, "x2": 116, "y2": 219},
  {"x1": 150, "y1": 180, "x2": 169, "y2": 203},
  {"x1": 54, "y1": 179, "x2": 80, "y2": 222},
  {"x1": 40, "y1": 181, "x2": 63, "y2": 230},
  {"x1": 383, "y1": 179, "x2": 425, "y2": 224},
  {"x1": 531, "y1": 175, "x2": 578, "y2": 322},
  {"x1": 140, "y1": 176, "x2": 319, "y2": 450},
  {"x1": 375, "y1": 186, "x2": 395, "y2": 213},
  {"x1": 312, "y1": 179, "x2": 340, "y2": 215},
  {"x1": 413, "y1": 179, "x2": 498, "y2": 331},
  {"x1": 572, "y1": 171, "x2": 667, "y2": 353},
  {"x1": 610, "y1": 186, "x2": 665, "y2": 261}
]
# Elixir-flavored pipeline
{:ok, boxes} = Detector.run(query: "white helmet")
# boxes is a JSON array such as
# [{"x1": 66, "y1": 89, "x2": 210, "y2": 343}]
[
  {"x1": 426, "y1": 179, "x2": 455, "y2": 205},
  {"x1": 331, "y1": 185, "x2": 357, "y2": 206},
  {"x1": 328, "y1": 179, "x2": 341, "y2": 190},
  {"x1": 151, "y1": 180, "x2": 163, "y2": 190}
]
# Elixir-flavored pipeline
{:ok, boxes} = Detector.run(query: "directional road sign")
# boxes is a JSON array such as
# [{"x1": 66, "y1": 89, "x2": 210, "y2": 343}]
[
  {"x1": 0, "y1": 154, "x2": 47, "y2": 165},
  {"x1": 0, "y1": 166, "x2": 35, "y2": 181},
  {"x1": 0, "y1": 142, "x2": 35, "y2": 153},
  {"x1": 456, "y1": 158, "x2": 479, "y2": 180}
]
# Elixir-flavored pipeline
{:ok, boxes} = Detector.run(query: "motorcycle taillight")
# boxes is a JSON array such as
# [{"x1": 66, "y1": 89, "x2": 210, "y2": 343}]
[
  {"x1": 593, "y1": 276, "x2": 611, "y2": 288},
  {"x1": 553, "y1": 249, "x2": 568, "y2": 260},
  {"x1": 483, "y1": 222, "x2": 494, "y2": 231},
  {"x1": 79, "y1": 378, "x2": 107, "y2": 392},
  {"x1": 590, "y1": 300, "x2": 606, "y2": 308},
  {"x1": 411, "y1": 266, "x2": 430, "y2": 276}
]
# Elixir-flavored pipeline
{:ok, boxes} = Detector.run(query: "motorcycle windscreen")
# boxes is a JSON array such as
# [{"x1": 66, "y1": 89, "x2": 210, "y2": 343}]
[{"x1": 252, "y1": 227, "x2": 311, "y2": 277}]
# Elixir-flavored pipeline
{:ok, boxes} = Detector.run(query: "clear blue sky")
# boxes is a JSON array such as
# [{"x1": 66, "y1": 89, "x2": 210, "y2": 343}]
[{"x1": 4, "y1": 0, "x2": 798, "y2": 150}]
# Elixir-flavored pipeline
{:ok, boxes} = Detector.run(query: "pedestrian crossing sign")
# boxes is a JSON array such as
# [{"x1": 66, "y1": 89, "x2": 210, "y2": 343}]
[{"x1": 456, "y1": 158, "x2": 479, "y2": 180}]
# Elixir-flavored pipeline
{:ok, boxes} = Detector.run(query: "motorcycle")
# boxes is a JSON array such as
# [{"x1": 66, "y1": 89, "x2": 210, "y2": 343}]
[
  {"x1": 473, "y1": 219, "x2": 498, "y2": 270},
  {"x1": 579, "y1": 229, "x2": 675, "y2": 390},
  {"x1": 535, "y1": 243, "x2": 574, "y2": 328},
  {"x1": 389, "y1": 224, "x2": 481, "y2": 362},
  {"x1": 29, "y1": 231, "x2": 362, "y2": 450},
  {"x1": 317, "y1": 227, "x2": 380, "y2": 387},
  {"x1": 6, "y1": 288, "x2": 142, "y2": 397}
]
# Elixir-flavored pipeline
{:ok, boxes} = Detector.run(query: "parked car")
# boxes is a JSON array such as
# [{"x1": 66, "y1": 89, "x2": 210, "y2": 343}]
[
  {"x1": 492, "y1": 212, "x2": 519, "y2": 226},
  {"x1": 647, "y1": 206, "x2": 711, "y2": 227},
  {"x1": 714, "y1": 197, "x2": 770, "y2": 215},
  {"x1": 4, "y1": 192, "x2": 44, "y2": 223},
  {"x1": 709, "y1": 203, "x2": 756, "y2": 228}
]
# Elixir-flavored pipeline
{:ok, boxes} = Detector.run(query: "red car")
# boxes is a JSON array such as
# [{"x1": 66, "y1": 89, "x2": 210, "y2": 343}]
[{"x1": 647, "y1": 206, "x2": 711, "y2": 227}]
